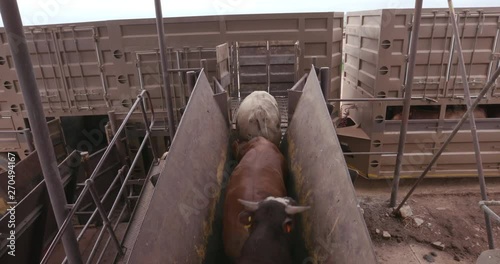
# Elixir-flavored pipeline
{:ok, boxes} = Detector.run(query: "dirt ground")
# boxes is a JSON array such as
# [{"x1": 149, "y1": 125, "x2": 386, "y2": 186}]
[{"x1": 354, "y1": 177, "x2": 500, "y2": 263}]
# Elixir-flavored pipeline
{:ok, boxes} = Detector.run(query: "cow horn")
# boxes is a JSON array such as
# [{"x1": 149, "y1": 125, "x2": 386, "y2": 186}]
[
  {"x1": 238, "y1": 199, "x2": 259, "y2": 212},
  {"x1": 285, "y1": 205, "x2": 310, "y2": 215}
]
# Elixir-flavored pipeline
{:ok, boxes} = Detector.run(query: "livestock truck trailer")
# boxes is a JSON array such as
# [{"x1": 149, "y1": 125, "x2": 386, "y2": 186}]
[{"x1": 0, "y1": 4, "x2": 499, "y2": 263}]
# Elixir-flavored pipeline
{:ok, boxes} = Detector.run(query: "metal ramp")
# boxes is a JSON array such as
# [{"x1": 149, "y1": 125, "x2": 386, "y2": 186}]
[{"x1": 476, "y1": 249, "x2": 500, "y2": 264}]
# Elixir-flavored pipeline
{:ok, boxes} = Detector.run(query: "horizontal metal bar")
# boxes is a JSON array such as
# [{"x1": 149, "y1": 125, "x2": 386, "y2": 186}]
[
  {"x1": 87, "y1": 179, "x2": 124, "y2": 256},
  {"x1": 0, "y1": 130, "x2": 26, "y2": 133},
  {"x1": 74, "y1": 211, "x2": 95, "y2": 215},
  {"x1": 480, "y1": 204, "x2": 500, "y2": 224},
  {"x1": 40, "y1": 183, "x2": 91, "y2": 264},
  {"x1": 290, "y1": 73, "x2": 308, "y2": 91},
  {"x1": 126, "y1": 179, "x2": 145, "y2": 185},
  {"x1": 87, "y1": 91, "x2": 145, "y2": 182},
  {"x1": 86, "y1": 132, "x2": 151, "y2": 263},
  {"x1": 480, "y1": 201, "x2": 500, "y2": 206},
  {"x1": 344, "y1": 152, "x2": 398, "y2": 155},
  {"x1": 329, "y1": 98, "x2": 405, "y2": 102},
  {"x1": 62, "y1": 166, "x2": 127, "y2": 264},
  {"x1": 328, "y1": 97, "x2": 437, "y2": 102}
]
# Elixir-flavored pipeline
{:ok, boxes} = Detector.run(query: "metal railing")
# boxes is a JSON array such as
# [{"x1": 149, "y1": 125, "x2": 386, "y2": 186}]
[
  {"x1": 479, "y1": 201, "x2": 500, "y2": 224},
  {"x1": 40, "y1": 89, "x2": 159, "y2": 264}
]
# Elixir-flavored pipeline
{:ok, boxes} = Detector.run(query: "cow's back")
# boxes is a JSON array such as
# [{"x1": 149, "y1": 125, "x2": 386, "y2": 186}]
[
  {"x1": 223, "y1": 137, "x2": 287, "y2": 261},
  {"x1": 235, "y1": 91, "x2": 281, "y2": 146}
]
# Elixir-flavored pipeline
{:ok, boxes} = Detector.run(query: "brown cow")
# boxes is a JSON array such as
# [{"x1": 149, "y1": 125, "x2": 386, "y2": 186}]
[
  {"x1": 237, "y1": 197, "x2": 309, "y2": 264},
  {"x1": 444, "y1": 106, "x2": 486, "y2": 119},
  {"x1": 223, "y1": 136, "x2": 287, "y2": 261}
]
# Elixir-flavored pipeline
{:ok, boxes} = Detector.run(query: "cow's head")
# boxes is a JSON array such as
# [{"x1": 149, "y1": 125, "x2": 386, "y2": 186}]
[
  {"x1": 237, "y1": 197, "x2": 309, "y2": 263},
  {"x1": 238, "y1": 196, "x2": 309, "y2": 235}
]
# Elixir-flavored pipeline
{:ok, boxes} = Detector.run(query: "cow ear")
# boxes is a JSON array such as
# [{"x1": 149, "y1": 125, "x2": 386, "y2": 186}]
[
  {"x1": 282, "y1": 218, "x2": 293, "y2": 233},
  {"x1": 238, "y1": 211, "x2": 253, "y2": 226}
]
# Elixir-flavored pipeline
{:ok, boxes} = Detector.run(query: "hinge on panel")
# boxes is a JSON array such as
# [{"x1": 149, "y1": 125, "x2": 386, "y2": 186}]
[
  {"x1": 491, "y1": 53, "x2": 500, "y2": 60},
  {"x1": 407, "y1": 22, "x2": 413, "y2": 31}
]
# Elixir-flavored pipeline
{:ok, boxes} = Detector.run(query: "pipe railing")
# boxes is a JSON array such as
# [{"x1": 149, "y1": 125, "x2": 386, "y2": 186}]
[
  {"x1": 445, "y1": 0, "x2": 493, "y2": 249},
  {"x1": 479, "y1": 201, "x2": 500, "y2": 224},
  {"x1": 40, "y1": 89, "x2": 159, "y2": 264},
  {"x1": 390, "y1": 0, "x2": 424, "y2": 207}
]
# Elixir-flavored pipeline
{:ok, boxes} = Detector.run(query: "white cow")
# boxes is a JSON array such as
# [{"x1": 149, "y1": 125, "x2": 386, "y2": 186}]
[{"x1": 235, "y1": 91, "x2": 282, "y2": 146}]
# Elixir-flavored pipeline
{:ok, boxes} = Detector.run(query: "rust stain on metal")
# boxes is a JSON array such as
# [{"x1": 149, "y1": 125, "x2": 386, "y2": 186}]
[
  {"x1": 197, "y1": 148, "x2": 227, "y2": 260},
  {"x1": 287, "y1": 136, "x2": 315, "y2": 260}
]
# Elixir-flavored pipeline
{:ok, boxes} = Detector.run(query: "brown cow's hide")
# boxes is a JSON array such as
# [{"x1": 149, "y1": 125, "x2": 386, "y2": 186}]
[
  {"x1": 223, "y1": 137, "x2": 287, "y2": 261},
  {"x1": 444, "y1": 106, "x2": 486, "y2": 119},
  {"x1": 235, "y1": 91, "x2": 282, "y2": 146}
]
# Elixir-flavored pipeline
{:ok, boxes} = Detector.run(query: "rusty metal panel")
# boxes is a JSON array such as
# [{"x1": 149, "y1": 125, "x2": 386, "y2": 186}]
[
  {"x1": 344, "y1": 8, "x2": 500, "y2": 100},
  {"x1": 128, "y1": 70, "x2": 229, "y2": 263},
  {"x1": 0, "y1": 151, "x2": 81, "y2": 263},
  {"x1": 284, "y1": 68, "x2": 376, "y2": 263}
]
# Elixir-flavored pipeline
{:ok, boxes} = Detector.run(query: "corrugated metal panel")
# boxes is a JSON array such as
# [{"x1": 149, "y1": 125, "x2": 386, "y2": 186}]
[
  {"x1": 344, "y1": 8, "x2": 500, "y2": 100},
  {"x1": 0, "y1": 12, "x2": 343, "y2": 119},
  {"x1": 237, "y1": 40, "x2": 298, "y2": 97},
  {"x1": 338, "y1": 80, "x2": 500, "y2": 178},
  {"x1": 0, "y1": 12, "x2": 343, "y2": 160},
  {"x1": 341, "y1": 8, "x2": 500, "y2": 179}
]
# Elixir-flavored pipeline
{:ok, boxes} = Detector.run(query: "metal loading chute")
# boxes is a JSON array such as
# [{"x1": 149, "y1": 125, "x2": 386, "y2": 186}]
[{"x1": 127, "y1": 68, "x2": 376, "y2": 263}]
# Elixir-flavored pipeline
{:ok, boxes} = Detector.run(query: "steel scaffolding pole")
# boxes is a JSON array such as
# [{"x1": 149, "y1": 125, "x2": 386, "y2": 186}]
[
  {"x1": 394, "y1": 66, "x2": 500, "y2": 217},
  {"x1": 446, "y1": 0, "x2": 494, "y2": 249},
  {"x1": 0, "y1": 1, "x2": 83, "y2": 263},
  {"x1": 390, "y1": 0, "x2": 424, "y2": 207},
  {"x1": 154, "y1": 0, "x2": 176, "y2": 144}
]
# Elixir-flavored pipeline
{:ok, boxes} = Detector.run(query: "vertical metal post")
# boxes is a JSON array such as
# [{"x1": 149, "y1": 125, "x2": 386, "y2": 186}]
[
  {"x1": 175, "y1": 51, "x2": 186, "y2": 106},
  {"x1": 154, "y1": 0, "x2": 176, "y2": 144},
  {"x1": 266, "y1": 40, "x2": 271, "y2": 93},
  {"x1": 186, "y1": 71, "x2": 197, "y2": 100},
  {"x1": 139, "y1": 98, "x2": 159, "y2": 162},
  {"x1": 201, "y1": 59, "x2": 208, "y2": 72},
  {"x1": 319, "y1": 67, "x2": 331, "y2": 100},
  {"x1": 0, "y1": 1, "x2": 83, "y2": 264},
  {"x1": 24, "y1": 128, "x2": 35, "y2": 152},
  {"x1": 447, "y1": 0, "x2": 494, "y2": 249},
  {"x1": 390, "y1": 0, "x2": 424, "y2": 207},
  {"x1": 107, "y1": 111, "x2": 127, "y2": 166},
  {"x1": 395, "y1": 67, "x2": 500, "y2": 214}
]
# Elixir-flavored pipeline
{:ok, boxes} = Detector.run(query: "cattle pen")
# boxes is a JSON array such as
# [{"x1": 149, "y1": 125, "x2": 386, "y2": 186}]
[{"x1": 0, "y1": 0, "x2": 500, "y2": 263}]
